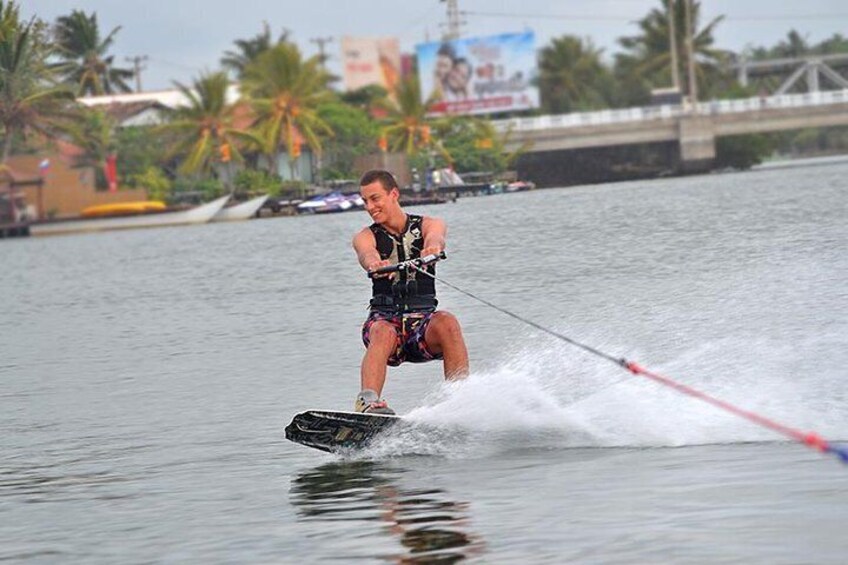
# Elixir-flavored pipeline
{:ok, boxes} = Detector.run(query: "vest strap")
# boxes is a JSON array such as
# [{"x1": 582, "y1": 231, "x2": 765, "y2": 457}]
[{"x1": 370, "y1": 294, "x2": 438, "y2": 313}]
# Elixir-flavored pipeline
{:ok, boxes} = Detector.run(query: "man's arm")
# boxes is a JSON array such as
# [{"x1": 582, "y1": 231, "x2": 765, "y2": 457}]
[
  {"x1": 421, "y1": 216, "x2": 447, "y2": 257},
  {"x1": 352, "y1": 228, "x2": 390, "y2": 274}
]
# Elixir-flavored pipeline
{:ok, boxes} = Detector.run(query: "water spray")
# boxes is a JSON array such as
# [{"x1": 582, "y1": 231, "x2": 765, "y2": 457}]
[{"x1": 406, "y1": 255, "x2": 847, "y2": 464}]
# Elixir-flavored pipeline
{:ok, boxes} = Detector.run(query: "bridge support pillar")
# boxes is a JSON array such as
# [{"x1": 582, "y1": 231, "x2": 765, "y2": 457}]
[{"x1": 678, "y1": 116, "x2": 715, "y2": 173}]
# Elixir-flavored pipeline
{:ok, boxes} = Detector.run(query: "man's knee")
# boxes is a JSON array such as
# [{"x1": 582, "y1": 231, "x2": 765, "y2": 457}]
[
  {"x1": 367, "y1": 321, "x2": 397, "y2": 349},
  {"x1": 429, "y1": 312, "x2": 463, "y2": 341}
]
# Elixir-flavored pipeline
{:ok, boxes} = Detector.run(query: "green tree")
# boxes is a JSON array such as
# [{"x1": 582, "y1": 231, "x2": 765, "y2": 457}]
[
  {"x1": 813, "y1": 33, "x2": 848, "y2": 56},
  {"x1": 52, "y1": 10, "x2": 133, "y2": 96},
  {"x1": 437, "y1": 117, "x2": 510, "y2": 174},
  {"x1": 130, "y1": 166, "x2": 172, "y2": 201},
  {"x1": 241, "y1": 42, "x2": 333, "y2": 176},
  {"x1": 116, "y1": 125, "x2": 173, "y2": 183},
  {"x1": 221, "y1": 21, "x2": 292, "y2": 79},
  {"x1": 750, "y1": 30, "x2": 809, "y2": 60},
  {"x1": 749, "y1": 30, "x2": 848, "y2": 60},
  {"x1": 317, "y1": 100, "x2": 379, "y2": 179},
  {"x1": 158, "y1": 71, "x2": 259, "y2": 176},
  {"x1": 715, "y1": 134, "x2": 774, "y2": 170},
  {"x1": 232, "y1": 168, "x2": 280, "y2": 196},
  {"x1": 0, "y1": 1, "x2": 77, "y2": 162},
  {"x1": 711, "y1": 84, "x2": 774, "y2": 169},
  {"x1": 538, "y1": 36, "x2": 616, "y2": 113},
  {"x1": 615, "y1": 0, "x2": 727, "y2": 104},
  {"x1": 339, "y1": 84, "x2": 389, "y2": 112}
]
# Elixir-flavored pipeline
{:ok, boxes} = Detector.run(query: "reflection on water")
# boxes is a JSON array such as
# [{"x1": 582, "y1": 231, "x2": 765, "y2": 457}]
[
  {"x1": 291, "y1": 461, "x2": 485, "y2": 563},
  {"x1": 0, "y1": 463, "x2": 131, "y2": 503}
]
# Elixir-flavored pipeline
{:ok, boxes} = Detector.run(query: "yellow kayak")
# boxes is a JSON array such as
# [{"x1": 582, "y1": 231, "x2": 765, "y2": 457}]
[{"x1": 81, "y1": 201, "x2": 167, "y2": 218}]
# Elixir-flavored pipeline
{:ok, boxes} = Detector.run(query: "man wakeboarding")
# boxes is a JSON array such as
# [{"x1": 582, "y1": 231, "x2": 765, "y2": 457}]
[{"x1": 352, "y1": 169, "x2": 469, "y2": 414}]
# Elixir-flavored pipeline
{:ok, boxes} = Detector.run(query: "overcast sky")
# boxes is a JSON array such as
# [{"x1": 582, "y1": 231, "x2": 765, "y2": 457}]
[{"x1": 24, "y1": 0, "x2": 848, "y2": 91}]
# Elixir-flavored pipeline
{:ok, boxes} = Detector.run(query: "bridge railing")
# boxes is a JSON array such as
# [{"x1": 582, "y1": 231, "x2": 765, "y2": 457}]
[{"x1": 492, "y1": 89, "x2": 848, "y2": 133}]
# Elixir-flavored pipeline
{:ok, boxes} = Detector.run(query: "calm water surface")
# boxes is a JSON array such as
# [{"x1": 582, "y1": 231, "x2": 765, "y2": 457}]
[{"x1": 2, "y1": 160, "x2": 847, "y2": 563}]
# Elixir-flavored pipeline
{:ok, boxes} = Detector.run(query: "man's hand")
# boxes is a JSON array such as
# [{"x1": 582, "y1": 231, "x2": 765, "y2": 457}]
[
  {"x1": 420, "y1": 245, "x2": 443, "y2": 259},
  {"x1": 366, "y1": 258, "x2": 394, "y2": 279}
]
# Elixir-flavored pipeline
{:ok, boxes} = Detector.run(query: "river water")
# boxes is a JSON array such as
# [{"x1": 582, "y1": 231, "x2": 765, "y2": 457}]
[{"x1": 2, "y1": 158, "x2": 847, "y2": 563}]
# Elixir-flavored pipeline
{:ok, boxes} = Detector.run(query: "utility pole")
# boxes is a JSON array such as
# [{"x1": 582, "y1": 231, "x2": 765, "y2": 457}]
[
  {"x1": 310, "y1": 37, "x2": 333, "y2": 69},
  {"x1": 125, "y1": 55, "x2": 148, "y2": 93},
  {"x1": 683, "y1": 0, "x2": 698, "y2": 111},
  {"x1": 440, "y1": 0, "x2": 463, "y2": 41},
  {"x1": 667, "y1": 0, "x2": 681, "y2": 92}
]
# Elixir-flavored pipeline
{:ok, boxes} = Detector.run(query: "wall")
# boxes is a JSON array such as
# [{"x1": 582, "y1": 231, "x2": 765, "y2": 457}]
[
  {"x1": 353, "y1": 152, "x2": 410, "y2": 188},
  {"x1": 7, "y1": 155, "x2": 148, "y2": 219}
]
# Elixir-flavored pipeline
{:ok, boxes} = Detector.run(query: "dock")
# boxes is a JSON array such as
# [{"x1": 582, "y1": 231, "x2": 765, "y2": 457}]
[{"x1": 0, "y1": 222, "x2": 30, "y2": 238}]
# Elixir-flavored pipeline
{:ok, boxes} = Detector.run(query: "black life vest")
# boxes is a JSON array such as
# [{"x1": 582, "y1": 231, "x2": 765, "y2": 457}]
[{"x1": 369, "y1": 214, "x2": 437, "y2": 313}]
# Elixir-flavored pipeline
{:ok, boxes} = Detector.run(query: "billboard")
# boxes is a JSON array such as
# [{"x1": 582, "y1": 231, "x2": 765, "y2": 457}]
[
  {"x1": 416, "y1": 31, "x2": 539, "y2": 117},
  {"x1": 341, "y1": 37, "x2": 401, "y2": 93}
]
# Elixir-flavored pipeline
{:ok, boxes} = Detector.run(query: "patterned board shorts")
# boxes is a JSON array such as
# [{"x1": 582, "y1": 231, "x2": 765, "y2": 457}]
[{"x1": 361, "y1": 310, "x2": 443, "y2": 366}]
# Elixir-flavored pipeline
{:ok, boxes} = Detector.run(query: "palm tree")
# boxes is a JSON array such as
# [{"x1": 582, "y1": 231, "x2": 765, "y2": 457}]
[
  {"x1": 52, "y1": 10, "x2": 133, "y2": 96},
  {"x1": 615, "y1": 0, "x2": 727, "y2": 103},
  {"x1": 340, "y1": 84, "x2": 389, "y2": 112},
  {"x1": 773, "y1": 30, "x2": 810, "y2": 59},
  {"x1": 750, "y1": 30, "x2": 811, "y2": 60},
  {"x1": 241, "y1": 42, "x2": 333, "y2": 177},
  {"x1": 70, "y1": 108, "x2": 117, "y2": 189},
  {"x1": 158, "y1": 71, "x2": 259, "y2": 177},
  {"x1": 538, "y1": 36, "x2": 616, "y2": 113},
  {"x1": 0, "y1": 2, "x2": 77, "y2": 162},
  {"x1": 221, "y1": 22, "x2": 292, "y2": 79},
  {"x1": 377, "y1": 75, "x2": 446, "y2": 157}
]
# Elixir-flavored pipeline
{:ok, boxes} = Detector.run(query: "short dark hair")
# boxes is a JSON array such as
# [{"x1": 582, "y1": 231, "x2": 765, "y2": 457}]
[
  {"x1": 359, "y1": 169, "x2": 399, "y2": 192},
  {"x1": 437, "y1": 43, "x2": 457, "y2": 61},
  {"x1": 455, "y1": 57, "x2": 472, "y2": 72}
]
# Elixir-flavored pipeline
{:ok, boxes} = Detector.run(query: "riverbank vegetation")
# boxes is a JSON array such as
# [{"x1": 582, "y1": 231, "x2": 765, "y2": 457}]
[{"x1": 8, "y1": 0, "x2": 848, "y2": 201}]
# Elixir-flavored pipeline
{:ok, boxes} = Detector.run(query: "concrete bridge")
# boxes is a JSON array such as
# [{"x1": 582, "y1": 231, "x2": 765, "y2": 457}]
[{"x1": 494, "y1": 89, "x2": 848, "y2": 174}]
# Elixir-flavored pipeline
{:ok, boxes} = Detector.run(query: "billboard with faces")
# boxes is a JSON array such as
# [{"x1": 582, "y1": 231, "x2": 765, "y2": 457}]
[{"x1": 416, "y1": 31, "x2": 539, "y2": 117}]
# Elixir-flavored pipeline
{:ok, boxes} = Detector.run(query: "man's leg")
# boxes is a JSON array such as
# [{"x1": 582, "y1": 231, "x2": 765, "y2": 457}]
[
  {"x1": 361, "y1": 321, "x2": 398, "y2": 396},
  {"x1": 423, "y1": 311, "x2": 469, "y2": 380}
]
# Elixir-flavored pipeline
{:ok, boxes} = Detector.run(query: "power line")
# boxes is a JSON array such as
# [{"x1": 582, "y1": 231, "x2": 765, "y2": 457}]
[
  {"x1": 461, "y1": 10, "x2": 635, "y2": 21},
  {"x1": 725, "y1": 13, "x2": 848, "y2": 24},
  {"x1": 147, "y1": 56, "x2": 199, "y2": 73},
  {"x1": 727, "y1": 14, "x2": 848, "y2": 21},
  {"x1": 400, "y1": 3, "x2": 442, "y2": 34},
  {"x1": 461, "y1": 9, "x2": 848, "y2": 22}
]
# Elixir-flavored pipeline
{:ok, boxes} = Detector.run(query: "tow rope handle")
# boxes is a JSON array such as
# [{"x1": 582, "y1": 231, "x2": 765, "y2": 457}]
[{"x1": 368, "y1": 251, "x2": 446, "y2": 278}]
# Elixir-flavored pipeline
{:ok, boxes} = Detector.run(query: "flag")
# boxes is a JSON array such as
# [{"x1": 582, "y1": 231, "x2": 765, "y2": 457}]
[
  {"x1": 104, "y1": 153, "x2": 118, "y2": 192},
  {"x1": 38, "y1": 158, "x2": 50, "y2": 176}
]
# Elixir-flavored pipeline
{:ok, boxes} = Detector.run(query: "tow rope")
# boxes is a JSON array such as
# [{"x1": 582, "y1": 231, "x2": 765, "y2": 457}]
[{"x1": 409, "y1": 263, "x2": 848, "y2": 464}]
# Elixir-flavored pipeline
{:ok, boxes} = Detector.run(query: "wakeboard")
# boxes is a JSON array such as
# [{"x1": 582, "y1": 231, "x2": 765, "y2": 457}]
[{"x1": 285, "y1": 409, "x2": 402, "y2": 453}]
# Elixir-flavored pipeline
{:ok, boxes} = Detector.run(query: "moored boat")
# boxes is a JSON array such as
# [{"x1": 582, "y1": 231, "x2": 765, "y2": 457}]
[
  {"x1": 31, "y1": 195, "x2": 230, "y2": 236},
  {"x1": 505, "y1": 180, "x2": 535, "y2": 192},
  {"x1": 211, "y1": 194, "x2": 269, "y2": 222},
  {"x1": 298, "y1": 192, "x2": 363, "y2": 214},
  {"x1": 81, "y1": 201, "x2": 167, "y2": 217}
]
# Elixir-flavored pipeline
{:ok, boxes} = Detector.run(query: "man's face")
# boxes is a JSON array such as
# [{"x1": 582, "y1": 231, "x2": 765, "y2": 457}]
[
  {"x1": 360, "y1": 181, "x2": 399, "y2": 224},
  {"x1": 435, "y1": 54, "x2": 453, "y2": 80},
  {"x1": 447, "y1": 62, "x2": 470, "y2": 91}
]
